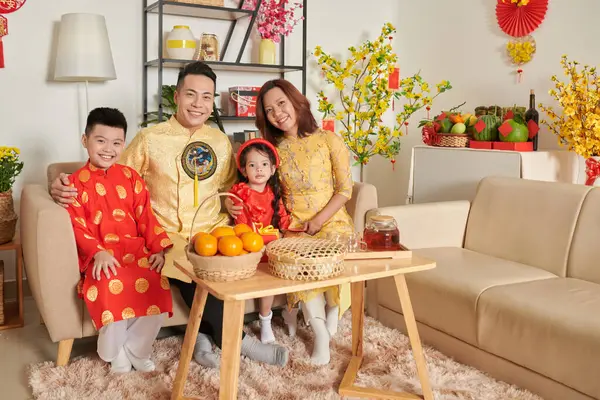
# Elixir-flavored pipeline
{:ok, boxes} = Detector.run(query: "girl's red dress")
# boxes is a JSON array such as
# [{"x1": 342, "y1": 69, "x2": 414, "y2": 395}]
[
  {"x1": 229, "y1": 182, "x2": 291, "y2": 236},
  {"x1": 66, "y1": 161, "x2": 174, "y2": 330}
]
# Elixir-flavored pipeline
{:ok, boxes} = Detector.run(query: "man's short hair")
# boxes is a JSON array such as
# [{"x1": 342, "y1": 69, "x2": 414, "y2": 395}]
[{"x1": 176, "y1": 61, "x2": 217, "y2": 91}]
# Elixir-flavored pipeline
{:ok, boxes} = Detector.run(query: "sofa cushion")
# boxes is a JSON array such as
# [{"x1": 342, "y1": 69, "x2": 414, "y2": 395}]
[
  {"x1": 477, "y1": 278, "x2": 600, "y2": 399},
  {"x1": 376, "y1": 247, "x2": 556, "y2": 346},
  {"x1": 566, "y1": 188, "x2": 600, "y2": 284},
  {"x1": 464, "y1": 177, "x2": 590, "y2": 277}
]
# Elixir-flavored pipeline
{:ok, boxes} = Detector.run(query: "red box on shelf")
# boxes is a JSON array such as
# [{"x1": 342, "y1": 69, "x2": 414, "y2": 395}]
[
  {"x1": 228, "y1": 86, "x2": 261, "y2": 117},
  {"x1": 469, "y1": 141, "x2": 493, "y2": 150},
  {"x1": 493, "y1": 141, "x2": 533, "y2": 151}
]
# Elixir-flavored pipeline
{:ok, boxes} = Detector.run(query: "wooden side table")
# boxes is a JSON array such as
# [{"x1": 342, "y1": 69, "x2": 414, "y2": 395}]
[
  {"x1": 170, "y1": 254, "x2": 436, "y2": 400},
  {"x1": 0, "y1": 239, "x2": 24, "y2": 331}
]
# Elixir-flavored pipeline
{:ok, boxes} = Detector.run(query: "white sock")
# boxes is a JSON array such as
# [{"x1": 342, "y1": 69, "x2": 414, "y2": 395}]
[
  {"x1": 259, "y1": 311, "x2": 276, "y2": 344},
  {"x1": 193, "y1": 333, "x2": 220, "y2": 369},
  {"x1": 282, "y1": 307, "x2": 298, "y2": 338},
  {"x1": 325, "y1": 305, "x2": 339, "y2": 337},
  {"x1": 241, "y1": 336, "x2": 288, "y2": 366},
  {"x1": 110, "y1": 346, "x2": 132, "y2": 373},
  {"x1": 309, "y1": 318, "x2": 331, "y2": 365},
  {"x1": 124, "y1": 345, "x2": 155, "y2": 372}
]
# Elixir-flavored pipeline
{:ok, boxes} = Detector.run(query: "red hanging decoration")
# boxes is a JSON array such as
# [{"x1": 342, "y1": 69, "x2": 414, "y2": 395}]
[
  {"x1": 426, "y1": 106, "x2": 431, "y2": 119},
  {"x1": 392, "y1": 98, "x2": 395, "y2": 111},
  {"x1": 388, "y1": 66, "x2": 400, "y2": 90},
  {"x1": 517, "y1": 68, "x2": 524, "y2": 83},
  {"x1": 0, "y1": 0, "x2": 27, "y2": 69},
  {"x1": 391, "y1": 158, "x2": 396, "y2": 171},
  {"x1": 404, "y1": 121, "x2": 409, "y2": 135},
  {"x1": 0, "y1": 0, "x2": 27, "y2": 13},
  {"x1": 585, "y1": 158, "x2": 600, "y2": 186},
  {"x1": 0, "y1": 16, "x2": 6, "y2": 69},
  {"x1": 496, "y1": 0, "x2": 548, "y2": 38}
]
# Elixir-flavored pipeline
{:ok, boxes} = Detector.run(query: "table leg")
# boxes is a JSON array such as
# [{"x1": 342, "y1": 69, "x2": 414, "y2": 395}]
[
  {"x1": 219, "y1": 300, "x2": 245, "y2": 400},
  {"x1": 394, "y1": 275, "x2": 434, "y2": 400},
  {"x1": 339, "y1": 281, "x2": 365, "y2": 392},
  {"x1": 171, "y1": 287, "x2": 208, "y2": 400},
  {"x1": 17, "y1": 244, "x2": 23, "y2": 326}
]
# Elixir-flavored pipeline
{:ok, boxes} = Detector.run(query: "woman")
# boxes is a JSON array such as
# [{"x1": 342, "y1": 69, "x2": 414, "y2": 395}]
[{"x1": 227, "y1": 79, "x2": 354, "y2": 365}]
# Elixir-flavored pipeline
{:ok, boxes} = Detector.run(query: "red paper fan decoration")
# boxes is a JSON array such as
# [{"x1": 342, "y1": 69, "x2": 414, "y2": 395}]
[
  {"x1": 0, "y1": 0, "x2": 27, "y2": 14},
  {"x1": 496, "y1": 0, "x2": 548, "y2": 38}
]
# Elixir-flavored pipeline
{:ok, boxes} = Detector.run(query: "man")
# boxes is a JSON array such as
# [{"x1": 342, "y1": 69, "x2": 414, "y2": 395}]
[{"x1": 51, "y1": 62, "x2": 288, "y2": 368}]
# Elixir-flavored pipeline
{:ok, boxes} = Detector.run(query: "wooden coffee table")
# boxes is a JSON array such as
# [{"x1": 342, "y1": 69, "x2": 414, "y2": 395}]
[{"x1": 170, "y1": 254, "x2": 436, "y2": 400}]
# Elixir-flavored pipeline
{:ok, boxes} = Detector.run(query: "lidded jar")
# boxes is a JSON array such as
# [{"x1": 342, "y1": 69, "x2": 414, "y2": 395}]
[
  {"x1": 166, "y1": 25, "x2": 197, "y2": 60},
  {"x1": 363, "y1": 215, "x2": 401, "y2": 251}
]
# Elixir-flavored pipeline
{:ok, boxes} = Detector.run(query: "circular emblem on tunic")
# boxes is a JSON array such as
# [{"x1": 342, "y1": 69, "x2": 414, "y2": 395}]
[
  {"x1": 160, "y1": 276, "x2": 170, "y2": 290},
  {"x1": 101, "y1": 310, "x2": 114, "y2": 326},
  {"x1": 122, "y1": 307, "x2": 135, "y2": 319},
  {"x1": 135, "y1": 278, "x2": 150, "y2": 293},
  {"x1": 147, "y1": 305, "x2": 161, "y2": 316},
  {"x1": 181, "y1": 141, "x2": 217, "y2": 181},
  {"x1": 108, "y1": 279, "x2": 123, "y2": 295},
  {"x1": 86, "y1": 285, "x2": 98, "y2": 302},
  {"x1": 138, "y1": 257, "x2": 150, "y2": 268}
]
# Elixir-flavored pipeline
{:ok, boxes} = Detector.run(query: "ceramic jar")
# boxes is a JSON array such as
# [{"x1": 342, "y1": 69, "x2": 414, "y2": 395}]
[{"x1": 166, "y1": 25, "x2": 197, "y2": 60}]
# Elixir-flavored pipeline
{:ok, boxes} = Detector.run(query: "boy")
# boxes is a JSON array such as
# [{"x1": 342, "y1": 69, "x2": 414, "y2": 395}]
[{"x1": 66, "y1": 107, "x2": 173, "y2": 373}]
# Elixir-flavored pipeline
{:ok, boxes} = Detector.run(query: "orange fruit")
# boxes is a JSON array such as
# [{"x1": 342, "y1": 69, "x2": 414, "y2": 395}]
[
  {"x1": 191, "y1": 231, "x2": 209, "y2": 245},
  {"x1": 239, "y1": 249, "x2": 249, "y2": 255},
  {"x1": 211, "y1": 226, "x2": 236, "y2": 239},
  {"x1": 218, "y1": 235, "x2": 244, "y2": 257},
  {"x1": 194, "y1": 234, "x2": 218, "y2": 256},
  {"x1": 240, "y1": 232, "x2": 264, "y2": 253},
  {"x1": 234, "y1": 223, "x2": 253, "y2": 237}
]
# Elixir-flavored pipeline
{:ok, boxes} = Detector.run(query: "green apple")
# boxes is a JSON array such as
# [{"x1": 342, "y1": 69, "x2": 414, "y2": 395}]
[{"x1": 450, "y1": 122, "x2": 466, "y2": 134}]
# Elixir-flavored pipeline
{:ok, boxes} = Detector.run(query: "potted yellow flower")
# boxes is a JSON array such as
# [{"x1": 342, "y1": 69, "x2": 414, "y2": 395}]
[
  {"x1": 314, "y1": 23, "x2": 451, "y2": 182},
  {"x1": 539, "y1": 55, "x2": 600, "y2": 185},
  {"x1": 0, "y1": 147, "x2": 23, "y2": 243}
]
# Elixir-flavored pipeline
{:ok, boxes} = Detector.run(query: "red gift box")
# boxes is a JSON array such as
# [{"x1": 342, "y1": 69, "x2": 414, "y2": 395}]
[
  {"x1": 469, "y1": 141, "x2": 493, "y2": 150},
  {"x1": 229, "y1": 86, "x2": 261, "y2": 117},
  {"x1": 493, "y1": 141, "x2": 533, "y2": 151}
]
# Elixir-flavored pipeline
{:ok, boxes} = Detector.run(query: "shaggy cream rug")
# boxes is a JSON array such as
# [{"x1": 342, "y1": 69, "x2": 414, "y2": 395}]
[{"x1": 28, "y1": 313, "x2": 542, "y2": 400}]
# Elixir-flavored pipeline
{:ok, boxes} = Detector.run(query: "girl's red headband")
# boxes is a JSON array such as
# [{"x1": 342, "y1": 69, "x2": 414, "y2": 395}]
[{"x1": 235, "y1": 138, "x2": 280, "y2": 172}]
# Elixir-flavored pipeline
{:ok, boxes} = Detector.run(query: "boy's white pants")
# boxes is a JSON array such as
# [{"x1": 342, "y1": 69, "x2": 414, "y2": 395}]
[
  {"x1": 301, "y1": 291, "x2": 337, "y2": 324},
  {"x1": 97, "y1": 313, "x2": 165, "y2": 362}
]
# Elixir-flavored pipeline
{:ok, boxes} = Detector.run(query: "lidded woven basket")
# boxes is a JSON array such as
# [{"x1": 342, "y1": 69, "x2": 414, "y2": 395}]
[{"x1": 265, "y1": 237, "x2": 347, "y2": 281}]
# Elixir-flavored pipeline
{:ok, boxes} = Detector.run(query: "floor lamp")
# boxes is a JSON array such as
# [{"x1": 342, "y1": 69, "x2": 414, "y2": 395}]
[{"x1": 54, "y1": 13, "x2": 116, "y2": 133}]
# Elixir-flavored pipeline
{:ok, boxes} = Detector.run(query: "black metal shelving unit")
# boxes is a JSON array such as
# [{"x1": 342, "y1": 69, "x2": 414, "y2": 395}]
[{"x1": 142, "y1": 0, "x2": 307, "y2": 132}]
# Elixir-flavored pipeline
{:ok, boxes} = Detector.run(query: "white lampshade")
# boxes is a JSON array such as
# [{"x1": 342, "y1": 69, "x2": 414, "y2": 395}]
[{"x1": 54, "y1": 13, "x2": 116, "y2": 82}]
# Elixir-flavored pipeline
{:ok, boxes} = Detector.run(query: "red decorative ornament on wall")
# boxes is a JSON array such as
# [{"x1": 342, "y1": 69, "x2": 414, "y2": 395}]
[
  {"x1": 0, "y1": 0, "x2": 27, "y2": 69},
  {"x1": 496, "y1": 0, "x2": 548, "y2": 38}
]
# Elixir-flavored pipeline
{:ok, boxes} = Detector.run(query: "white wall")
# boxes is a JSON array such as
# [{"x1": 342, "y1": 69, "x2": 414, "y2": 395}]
[{"x1": 372, "y1": 0, "x2": 600, "y2": 207}]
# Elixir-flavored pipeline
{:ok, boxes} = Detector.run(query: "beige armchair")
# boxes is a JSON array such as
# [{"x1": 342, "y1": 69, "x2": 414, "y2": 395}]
[{"x1": 20, "y1": 162, "x2": 378, "y2": 366}]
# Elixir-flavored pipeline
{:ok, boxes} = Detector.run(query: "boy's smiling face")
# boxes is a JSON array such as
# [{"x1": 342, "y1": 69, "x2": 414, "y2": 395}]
[{"x1": 82, "y1": 124, "x2": 125, "y2": 170}]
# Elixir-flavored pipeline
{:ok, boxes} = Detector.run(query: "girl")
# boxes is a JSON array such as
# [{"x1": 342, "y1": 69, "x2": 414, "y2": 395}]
[
  {"x1": 229, "y1": 138, "x2": 291, "y2": 344},
  {"x1": 227, "y1": 80, "x2": 354, "y2": 365}
]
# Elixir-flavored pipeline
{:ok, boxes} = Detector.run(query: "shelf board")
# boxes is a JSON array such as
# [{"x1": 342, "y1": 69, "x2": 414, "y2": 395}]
[
  {"x1": 145, "y1": 1, "x2": 252, "y2": 21},
  {"x1": 145, "y1": 58, "x2": 304, "y2": 73}
]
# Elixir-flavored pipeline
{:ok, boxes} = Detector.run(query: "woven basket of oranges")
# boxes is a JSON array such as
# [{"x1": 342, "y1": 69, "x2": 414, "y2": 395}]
[{"x1": 186, "y1": 193, "x2": 265, "y2": 282}]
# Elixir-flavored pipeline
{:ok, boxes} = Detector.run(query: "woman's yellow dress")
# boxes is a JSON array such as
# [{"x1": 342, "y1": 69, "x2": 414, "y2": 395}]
[{"x1": 277, "y1": 128, "x2": 354, "y2": 316}]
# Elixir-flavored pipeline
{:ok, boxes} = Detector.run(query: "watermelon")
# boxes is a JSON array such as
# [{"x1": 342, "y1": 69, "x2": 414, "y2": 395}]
[{"x1": 471, "y1": 114, "x2": 500, "y2": 141}]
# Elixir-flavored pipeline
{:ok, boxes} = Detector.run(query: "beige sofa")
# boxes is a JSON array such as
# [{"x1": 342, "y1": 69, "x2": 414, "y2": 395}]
[
  {"x1": 366, "y1": 176, "x2": 600, "y2": 400},
  {"x1": 21, "y1": 162, "x2": 378, "y2": 365}
]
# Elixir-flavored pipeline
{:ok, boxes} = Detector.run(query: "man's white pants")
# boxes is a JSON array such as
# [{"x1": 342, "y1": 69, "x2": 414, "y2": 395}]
[{"x1": 97, "y1": 313, "x2": 165, "y2": 362}]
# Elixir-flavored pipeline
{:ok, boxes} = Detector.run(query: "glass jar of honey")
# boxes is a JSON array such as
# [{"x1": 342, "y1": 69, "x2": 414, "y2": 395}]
[{"x1": 363, "y1": 215, "x2": 401, "y2": 251}]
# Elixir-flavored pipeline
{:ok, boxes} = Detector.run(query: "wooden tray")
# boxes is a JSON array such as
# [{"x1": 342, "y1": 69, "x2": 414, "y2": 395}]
[{"x1": 344, "y1": 244, "x2": 412, "y2": 260}]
